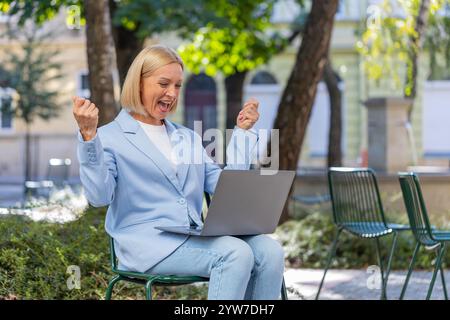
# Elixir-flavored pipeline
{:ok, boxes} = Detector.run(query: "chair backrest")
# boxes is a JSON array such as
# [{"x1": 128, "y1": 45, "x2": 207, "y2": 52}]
[
  {"x1": 398, "y1": 173, "x2": 436, "y2": 246},
  {"x1": 46, "y1": 158, "x2": 71, "y2": 187},
  {"x1": 328, "y1": 167, "x2": 388, "y2": 227},
  {"x1": 109, "y1": 192, "x2": 212, "y2": 271}
]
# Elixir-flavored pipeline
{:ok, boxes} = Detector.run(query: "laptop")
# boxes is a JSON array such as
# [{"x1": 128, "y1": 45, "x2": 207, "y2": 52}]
[{"x1": 155, "y1": 170, "x2": 296, "y2": 236}]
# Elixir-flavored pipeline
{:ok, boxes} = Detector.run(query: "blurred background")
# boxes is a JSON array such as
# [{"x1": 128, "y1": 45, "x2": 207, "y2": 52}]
[
  {"x1": 1, "y1": 0, "x2": 450, "y2": 300},
  {"x1": 1, "y1": 0, "x2": 450, "y2": 217}
]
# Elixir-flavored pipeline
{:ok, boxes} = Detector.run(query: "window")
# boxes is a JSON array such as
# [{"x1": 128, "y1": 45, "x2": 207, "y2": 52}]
[
  {"x1": 307, "y1": 81, "x2": 345, "y2": 159},
  {"x1": 184, "y1": 73, "x2": 217, "y2": 135},
  {"x1": 336, "y1": 0, "x2": 364, "y2": 20},
  {"x1": 250, "y1": 71, "x2": 278, "y2": 85},
  {"x1": 336, "y1": 0, "x2": 345, "y2": 17},
  {"x1": 0, "y1": 11, "x2": 8, "y2": 23},
  {"x1": 0, "y1": 87, "x2": 14, "y2": 131},
  {"x1": 422, "y1": 81, "x2": 450, "y2": 158},
  {"x1": 244, "y1": 71, "x2": 280, "y2": 132},
  {"x1": 77, "y1": 71, "x2": 90, "y2": 98}
]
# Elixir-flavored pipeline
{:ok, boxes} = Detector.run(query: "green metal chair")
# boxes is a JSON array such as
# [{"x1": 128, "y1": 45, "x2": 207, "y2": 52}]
[
  {"x1": 316, "y1": 167, "x2": 410, "y2": 300},
  {"x1": 105, "y1": 236, "x2": 209, "y2": 300},
  {"x1": 398, "y1": 173, "x2": 449, "y2": 300},
  {"x1": 106, "y1": 192, "x2": 289, "y2": 300}
]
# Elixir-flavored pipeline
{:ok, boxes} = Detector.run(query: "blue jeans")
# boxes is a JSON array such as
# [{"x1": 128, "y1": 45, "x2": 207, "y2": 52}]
[{"x1": 145, "y1": 234, "x2": 285, "y2": 300}]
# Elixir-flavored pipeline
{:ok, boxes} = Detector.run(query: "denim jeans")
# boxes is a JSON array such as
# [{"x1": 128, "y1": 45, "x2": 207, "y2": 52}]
[{"x1": 145, "y1": 234, "x2": 285, "y2": 300}]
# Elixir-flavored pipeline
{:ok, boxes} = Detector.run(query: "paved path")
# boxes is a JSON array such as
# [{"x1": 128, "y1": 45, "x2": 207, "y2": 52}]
[
  {"x1": 0, "y1": 184, "x2": 23, "y2": 207},
  {"x1": 285, "y1": 268, "x2": 449, "y2": 300}
]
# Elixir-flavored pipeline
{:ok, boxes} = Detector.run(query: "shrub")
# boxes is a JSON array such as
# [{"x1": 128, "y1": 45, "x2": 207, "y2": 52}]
[
  {"x1": 0, "y1": 207, "x2": 207, "y2": 300},
  {"x1": 2, "y1": 205, "x2": 448, "y2": 299},
  {"x1": 275, "y1": 211, "x2": 449, "y2": 270}
]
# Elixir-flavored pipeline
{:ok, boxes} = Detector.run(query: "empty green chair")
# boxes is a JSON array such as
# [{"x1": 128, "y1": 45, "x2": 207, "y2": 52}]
[
  {"x1": 106, "y1": 192, "x2": 289, "y2": 300},
  {"x1": 398, "y1": 173, "x2": 449, "y2": 300},
  {"x1": 316, "y1": 167, "x2": 410, "y2": 300}
]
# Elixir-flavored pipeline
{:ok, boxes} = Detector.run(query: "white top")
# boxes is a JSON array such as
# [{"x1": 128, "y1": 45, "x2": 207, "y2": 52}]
[{"x1": 138, "y1": 121, "x2": 177, "y2": 172}]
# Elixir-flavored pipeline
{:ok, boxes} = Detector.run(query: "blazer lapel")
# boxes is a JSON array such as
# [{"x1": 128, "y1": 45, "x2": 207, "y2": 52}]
[
  {"x1": 114, "y1": 109, "x2": 182, "y2": 194},
  {"x1": 165, "y1": 119, "x2": 190, "y2": 190}
]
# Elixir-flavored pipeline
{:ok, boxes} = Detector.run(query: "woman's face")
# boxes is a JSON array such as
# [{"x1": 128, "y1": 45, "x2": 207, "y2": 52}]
[{"x1": 139, "y1": 62, "x2": 183, "y2": 124}]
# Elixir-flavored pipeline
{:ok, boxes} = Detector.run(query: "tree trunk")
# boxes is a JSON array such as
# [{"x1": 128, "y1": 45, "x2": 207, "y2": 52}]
[
  {"x1": 406, "y1": 0, "x2": 430, "y2": 120},
  {"x1": 323, "y1": 59, "x2": 342, "y2": 167},
  {"x1": 225, "y1": 71, "x2": 247, "y2": 130},
  {"x1": 24, "y1": 124, "x2": 31, "y2": 183},
  {"x1": 274, "y1": 0, "x2": 338, "y2": 225},
  {"x1": 84, "y1": 0, "x2": 118, "y2": 127},
  {"x1": 109, "y1": 0, "x2": 144, "y2": 88},
  {"x1": 23, "y1": 123, "x2": 31, "y2": 198}
]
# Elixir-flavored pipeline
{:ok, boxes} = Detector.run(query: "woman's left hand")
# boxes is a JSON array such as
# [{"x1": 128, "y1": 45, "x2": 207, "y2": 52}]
[{"x1": 237, "y1": 98, "x2": 260, "y2": 130}]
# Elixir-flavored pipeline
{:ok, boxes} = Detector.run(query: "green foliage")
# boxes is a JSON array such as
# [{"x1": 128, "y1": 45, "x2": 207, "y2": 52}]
[
  {"x1": 426, "y1": 4, "x2": 450, "y2": 80},
  {"x1": 1, "y1": 24, "x2": 63, "y2": 124},
  {"x1": 4, "y1": 203, "x2": 449, "y2": 299},
  {"x1": 0, "y1": 208, "x2": 108, "y2": 299},
  {"x1": 356, "y1": 0, "x2": 448, "y2": 95},
  {"x1": 178, "y1": 0, "x2": 287, "y2": 77},
  {"x1": 0, "y1": 0, "x2": 215, "y2": 39},
  {"x1": 0, "y1": 0, "x2": 251, "y2": 41},
  {"x1": 0, "y1": 207, "x2": 208, "y2": 300},
  {"x1": 0, "y1": 0, "x2": 85, "y2": 27},
  {"x1": 112, "y1": 0, "x2": 228, "y2": 39},
  {"x1": 0, "y1": 0, "x2": 294, "y2": 79},
  {"x1": 179, "y1": 27, "x2": 285, "y2": 77},
  {"x1": 276, "y1": 211, "x2": 450, "y2": 270}
]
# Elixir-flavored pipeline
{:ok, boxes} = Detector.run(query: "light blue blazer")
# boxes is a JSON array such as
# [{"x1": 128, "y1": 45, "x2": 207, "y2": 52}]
[{"x1": 78, "y1": 109, "x2": 258, "y2": 273}]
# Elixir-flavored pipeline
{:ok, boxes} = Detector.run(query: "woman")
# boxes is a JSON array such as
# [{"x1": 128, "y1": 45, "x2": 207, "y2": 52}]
[{"x1": 73, "y1": 44, "x2": 285, "y2": 300}]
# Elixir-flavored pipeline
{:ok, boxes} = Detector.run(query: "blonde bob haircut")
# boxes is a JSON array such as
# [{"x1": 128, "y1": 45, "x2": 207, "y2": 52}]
[{"x1": 120, "y1": 44, "x2": 184, "y2": 115}]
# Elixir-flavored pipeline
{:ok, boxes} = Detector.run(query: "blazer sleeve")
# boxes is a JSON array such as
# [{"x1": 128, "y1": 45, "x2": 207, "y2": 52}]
[
  {"x1": 204, "y1": 126, "x2": 258, "y2": 195},
  {"x1": 77, "y1": 132, "x2": 118, "y2": 207}
]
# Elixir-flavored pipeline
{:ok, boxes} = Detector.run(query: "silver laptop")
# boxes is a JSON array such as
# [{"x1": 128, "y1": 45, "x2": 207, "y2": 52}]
[{"x1": 155, "y1": 170, "x2": 295, "y2": 236}]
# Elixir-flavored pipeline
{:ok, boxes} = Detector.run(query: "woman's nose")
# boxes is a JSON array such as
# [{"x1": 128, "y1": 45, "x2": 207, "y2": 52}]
[{"x1": 166, "y1": 87, "x2": 177, "y2": 98}]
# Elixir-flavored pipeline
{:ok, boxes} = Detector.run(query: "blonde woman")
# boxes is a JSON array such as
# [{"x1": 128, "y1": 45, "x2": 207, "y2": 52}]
[{"x1": 73, "y1": 45, "x2": 285, "y2": 300}]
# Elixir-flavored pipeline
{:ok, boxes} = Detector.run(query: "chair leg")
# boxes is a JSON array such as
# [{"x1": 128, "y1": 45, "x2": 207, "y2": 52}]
[
  {"x1": 382, "y1": 231, "x2": 399, "y2": 300},
  {"x1": 281, "y1": 276, "x2": 288, "y2": 300},
  {"x1": 105, "y1": 275, "x2": 122, "y2": 300},
  {"x1": 315, "y1": 228, "x2": 342, "y2": 300},
  {"x1": 145, "y1": 280, "x2": 154, "y2": 300},
  {"x1": 440, "y1": 265, "x2": 448, "y2": 300},
  {"x1": 374, "y1": 237, "x2": 387, "y2": 300},
  {"x1": 400, "y1": 242, "x2": 421, "y2": 300},
  {"x1": 426, "y1": 243, "x2": 446, "y2": 300}
]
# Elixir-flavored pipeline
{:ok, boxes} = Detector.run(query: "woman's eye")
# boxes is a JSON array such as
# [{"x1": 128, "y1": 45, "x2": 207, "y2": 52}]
[
  {"x1": 159, "y1": 83, "x2": 168, "y2": 87},
  {"x1": 176, "y1": 84, "x2": 182, "y2": 88}
]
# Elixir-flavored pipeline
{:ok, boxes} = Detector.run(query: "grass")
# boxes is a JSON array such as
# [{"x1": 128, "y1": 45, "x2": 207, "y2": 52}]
[{"x1": 1, "y1": 202, "x2": 449, "y2": 299}]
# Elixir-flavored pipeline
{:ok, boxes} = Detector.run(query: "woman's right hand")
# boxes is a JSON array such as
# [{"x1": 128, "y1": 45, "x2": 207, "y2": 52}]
[{"x1": 72, "y1": 96, "x2": 99, "y2": 141}]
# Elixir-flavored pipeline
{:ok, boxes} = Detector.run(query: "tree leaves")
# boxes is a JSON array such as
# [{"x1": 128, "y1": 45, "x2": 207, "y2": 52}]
[
  {"x1": 357, "y1": 0, "x2": 449, "y2": 95},
  {"x1": 2, "y1": 24, "x2": 63, "y2": 124},
  {"x1": 178, "y1": 0, "x2": 286, "y2": 77}
]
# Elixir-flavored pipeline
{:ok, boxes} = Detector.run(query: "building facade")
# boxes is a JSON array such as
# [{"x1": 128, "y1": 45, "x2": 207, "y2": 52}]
[{"x1": 0, "y1": 0, "x2": 448, "y2": 184}]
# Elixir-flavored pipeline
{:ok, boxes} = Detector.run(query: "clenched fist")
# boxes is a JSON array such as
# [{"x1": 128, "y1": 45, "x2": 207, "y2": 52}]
[
  {"x1": 237, "y1": 97, "x2": 259, "y2": 130},
  {"x1": 72, "y1": 96, "x2": 99, "y2": 141}
]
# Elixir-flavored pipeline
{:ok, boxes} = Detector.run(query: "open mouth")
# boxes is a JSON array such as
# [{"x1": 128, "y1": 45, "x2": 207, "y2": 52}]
[{"x1": 158, "y1": 101, "x2": 172, "y2": 113}]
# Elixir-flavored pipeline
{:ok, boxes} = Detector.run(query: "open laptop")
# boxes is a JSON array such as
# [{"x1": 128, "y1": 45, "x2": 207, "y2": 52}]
[{"x1": 155, "y1": 170, "x2": 296, "y2": 236}]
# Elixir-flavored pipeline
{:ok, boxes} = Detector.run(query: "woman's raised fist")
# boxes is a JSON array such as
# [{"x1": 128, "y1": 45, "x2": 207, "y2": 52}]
[{"x1": 72, "y1": 96, "x2": 99, "y2": 141}]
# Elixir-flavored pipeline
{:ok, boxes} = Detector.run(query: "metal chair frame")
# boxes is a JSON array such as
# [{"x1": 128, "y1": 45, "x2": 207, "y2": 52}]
[
  {"x1": 398, "y1": 173, "x2": 449, "y2": 300},
  {"x1": 316, "y1": 167, "x2": 410, "y2": 300}
]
